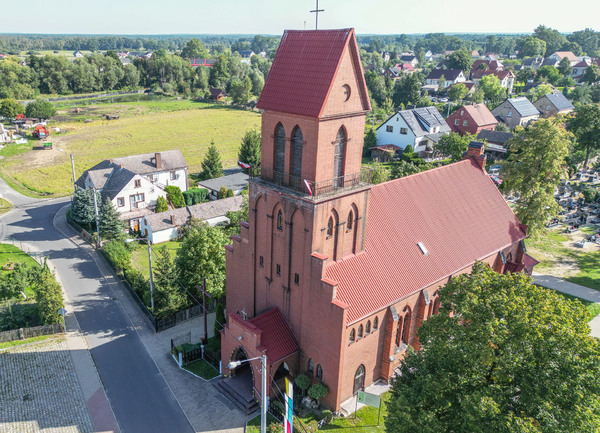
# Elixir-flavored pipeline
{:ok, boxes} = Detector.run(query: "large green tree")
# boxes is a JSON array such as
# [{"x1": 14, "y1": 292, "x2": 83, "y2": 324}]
[
  {"x1": 558, "y1": 56, "x2": 573, "y2": 77},
  {"x1": 181, "y1": 39, "x2": 208, "y2": 59},
  {"x1": 0, "y1": 98, "x2": 24, "y2": 119},
  {"x1": 25, "y1": 99, "x2": 56, "y2": 119},
  {"x1": 446, "y1": 48, "x2": 473, "y2": 71},
  {"x1": 229, "y1": 76, "x2": 252, "y2": 105},
  {"x1": 152, "y1": 246, "x2": 187, "y2": 315},
  {"x1": 99, "y1": 196, "x2": 126, "y2": 240},
  {"x1": 583, "y1": 63, "x2": 600, "y2": 84},
  {"x1": 568, "y1": 104, "x2": 600, "y2": 167},
  {"x1": 536, "y1": 65, "x2": 561, "y2": 85},
  {"x1": 200, "y1": 143, "x2": 224, "y2": 180},
  {"x1": 238, "y1": 129, "x2": 261, "y2": 174},
  {"x1": 501, "y1": 117, "x2": 571, "y2": 235},
  {"x1": 478, "y1": 75, "x2": 505, "y2": 103},
  {"x1": 175, "y1": 222, "x2": 228, "y2": 299},
  {"x1": 516, "y1": 68, "x2": 536, "y2": 84},
  {"x1": 435, "y1": 132, "x2": 475, "y2": 161},
  {"x1": 71, "y1": 188, "x2": 98, "y2": 228},
  {"x1": 392, "y1": 73, "x2": 421, "y2": 107},
  {"x1": 386, "y1": 262, "x2": 600, "y2": 433},
  {"x1": 447, "y1": 83, "x2": 468, "y2": 101},
  {"x1": 533, "y1": 25, "x2": 568, "y2": 55}
]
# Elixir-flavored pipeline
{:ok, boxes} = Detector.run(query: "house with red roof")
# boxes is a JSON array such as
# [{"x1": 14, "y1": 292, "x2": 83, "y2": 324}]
[
  {"x1": 548, "y1": 51, "x2": 579, "y2": 66},
  {"x1": 219, "y1": 28, "x2": 535, "y2": 413},
  {"x1": 446, "y1": 103, "x2": 498, "y2": 136}
]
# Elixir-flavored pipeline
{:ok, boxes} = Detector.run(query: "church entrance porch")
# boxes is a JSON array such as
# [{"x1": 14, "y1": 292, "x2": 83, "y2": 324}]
[{"x1": 213, "y1": 347, "x2": 259, "y2": 415}]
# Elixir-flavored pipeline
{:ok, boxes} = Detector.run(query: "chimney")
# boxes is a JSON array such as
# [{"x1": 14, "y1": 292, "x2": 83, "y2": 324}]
[
  {"x1": 170, "y1": 214, "x2": 175, "y2": 225},
  {"x1": 155, "y1": 152, "x2": 162, "y2": 169},
  {"x1": 462, "y1": 141, "x2": 487, "y2": 170}
]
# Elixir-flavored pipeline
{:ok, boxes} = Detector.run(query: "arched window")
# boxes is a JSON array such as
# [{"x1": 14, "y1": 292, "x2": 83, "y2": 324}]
[
  {"x1": 291, "y1": 126, "x2": 303, "y2": 179},
  {"x1": 327, "y1": 217, "x2": 334, "y2": 237},
  {"x1": 353, "y1": 364, "x2": 365, "y2": 395},
  {"x1": 316, "y1": 364, "x2": 323, "y2": 381},
  {"x1": 402, "y1": 310, "x2": 411, "y2": 344},
  {"x1": 333, "y1": 127, "x2": 346, "y2": 186},
  {"x1": 373, "y1": 316, "x2": 378, "y2": 330},
  {"x1": 347, "y1": 211, "x2": 353, "y2": 230},
  {"x1": 428, "y1": 303, "x2": 433, "y2": 317},
  {"x1": 395, "y1": 316, "x2": 403, "y2": 347},
  {"x1": 349, "y1": 329, "x2": 355, "y2": 344},
  {"x1": 307, "y1": 358, "x2": 314, "y2": 377},
  {"x1": 365, "y1": 320, "x2": 371, "y2": 334},
  {"x1": 277, "y1": 210, "x2": 283, "y2": 230},
  {"x1": 507, "y1": 252, "x2": 513, "y2": 262},
  {"x1": 433, "y1": 298, "x2": 441, "y2": 314},
  {"x1": 358, "y1": 325, "x2": 363, "y2": 339},
  {"x1": 274, "y1": 124, "x2": 285, "y2": 177}
]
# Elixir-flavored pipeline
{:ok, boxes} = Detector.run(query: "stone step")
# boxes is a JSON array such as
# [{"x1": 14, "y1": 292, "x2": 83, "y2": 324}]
[{"x1": 213, "y1": 378, "x2": 260, "y2": 415}]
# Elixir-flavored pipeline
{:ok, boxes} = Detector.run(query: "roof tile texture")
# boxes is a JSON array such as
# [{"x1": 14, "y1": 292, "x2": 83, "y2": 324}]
[{"x1": 249, "y1": 307, "x2": 300, "y2": 363}]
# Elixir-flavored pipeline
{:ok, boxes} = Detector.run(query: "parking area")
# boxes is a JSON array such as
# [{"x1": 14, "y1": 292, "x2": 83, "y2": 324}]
[{"x1": 0, "y1": 337, "x2": 93, "y2": 433}]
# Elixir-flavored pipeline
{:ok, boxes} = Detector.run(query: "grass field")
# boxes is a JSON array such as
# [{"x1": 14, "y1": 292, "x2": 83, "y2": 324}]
[
  {"x1": 183, "y1": 359, "x2": 220, "y2": 380},
  {"x1": 0, "y1": 243, "x2": 39, "y2": 269},
  {"x1": 0, "y1": 198, "x2": 12, "y2": 215},
  {"x1": 0, "y1": 99, "x2": 260, "y2": 197}
]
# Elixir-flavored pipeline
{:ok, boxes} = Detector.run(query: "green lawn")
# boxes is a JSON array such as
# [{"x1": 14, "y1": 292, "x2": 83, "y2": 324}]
[
  {"x1": 131, "y1": 240, "x2": 181, "y2": 279},
  {"x1": 0, "y1": 335, "x2": 56, "y2": 350},
  {"x1": 0, "y1": 100, "x2": 260, "y2": 197},
  {"x1": 183, "y1": 359, "x2": 220, "y2": 380},
  {"x1": 0, "y1": 243, "x2": 39, "y2": 269},
  {"x1": 0, "y1": 198, "x2": 12, "y2": 215}
]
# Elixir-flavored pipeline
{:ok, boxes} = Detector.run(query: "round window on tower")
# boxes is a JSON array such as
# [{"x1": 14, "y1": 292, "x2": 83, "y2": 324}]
[{"x1": 342, "y1": 84, "x2": 351, "y2": 102}]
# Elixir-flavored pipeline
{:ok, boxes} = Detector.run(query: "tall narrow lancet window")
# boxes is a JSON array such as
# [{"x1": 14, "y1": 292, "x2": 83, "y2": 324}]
[
  {"x1": 274, "y1": 124, "x2": 285, "y2": 179},
  {"x1": 333, "y1": 127, "x2": 346, "y2": 186},
  {"x1": 347, "y1": 211, "x2": 354, "y2": 230},
  {"x1": 327, "y1": 217, "x2": 334, "y2": 237},
  {"x1": 402, "y1": 310, "x2": 411, "y2": 344},
  {"x1": 290, "y1": 126, "x2": 303, "y2": 179}
]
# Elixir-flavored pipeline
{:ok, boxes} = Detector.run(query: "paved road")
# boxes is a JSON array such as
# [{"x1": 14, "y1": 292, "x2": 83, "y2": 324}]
[{"x1": 0, "y1": 183, "x2": 194, "y2": 433}]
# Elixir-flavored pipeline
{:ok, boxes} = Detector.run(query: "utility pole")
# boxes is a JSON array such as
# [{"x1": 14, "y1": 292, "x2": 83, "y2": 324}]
[
  {"x1": 147, "y1": 239, "x2": 155, "y2": 311},
  {"x1": 70, "y1": 154, "x2": 76, "y2": 193},
  {"x1": 92, "y1": 187, "x2": 101, "y2": 248},
  {"x1": 196, "y1": 278, "x2": 213, "y2": 343}
]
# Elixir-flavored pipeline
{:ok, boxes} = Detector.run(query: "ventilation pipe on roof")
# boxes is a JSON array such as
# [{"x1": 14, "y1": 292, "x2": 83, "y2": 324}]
[{"x1": 170, "y1": 214, "x2": 175, "y2": 225}]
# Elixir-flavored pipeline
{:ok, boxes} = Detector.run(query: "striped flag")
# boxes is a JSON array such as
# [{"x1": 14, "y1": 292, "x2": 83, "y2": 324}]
[
  {"x1": 283, "y1": 377, "x2": 294, "y2": 433},
  {"x1": 304, "y1": 179, "x2": 313, "y2": 196}
]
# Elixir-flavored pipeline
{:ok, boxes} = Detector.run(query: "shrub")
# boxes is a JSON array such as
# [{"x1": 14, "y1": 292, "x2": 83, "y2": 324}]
[
  {"x1": 165, "y1": 185, "x2": 185, "y2": 208},
  {"x1": 294, "y1": 374, "x2": 311, "y2": 395},
  {"x1": 35, "y1": 267, "x2": 64, "y2": 325},
  {"x1": 217, "y1": 186, "x2": 234, "y2": 199},
  {"x1": 308, "y1": 383, "x2": 328, "y2": 403},
  {"x1": 124, "y1": 267, "x2": 150, "y2": 305},
  {"x1": 155, "y1": 196, "x2": 168, "y2": 213},
  {"x1": 102, "y1": 240, "x2": 131, "y2": 272},
  {"x1": 183, "y1": 188, "x2": 208, "y2": 206}
]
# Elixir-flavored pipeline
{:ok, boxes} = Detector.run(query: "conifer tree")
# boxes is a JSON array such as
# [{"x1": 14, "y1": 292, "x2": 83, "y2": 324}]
[
  {"x1": 200, "y1": 142, "x2": 224, "y2": 180},
  {"x1": 155, "y1": 196, "x2": 168, "y2": 213},
  {"x1": 99, "y1": 196, "x2": 126, "y2": 240},
  {"x1": 71, "y1": 188, "x2": 98, "y2": 229},
  {"x1": 237, "y1": 130, "x2": 261, "y2": 175}
]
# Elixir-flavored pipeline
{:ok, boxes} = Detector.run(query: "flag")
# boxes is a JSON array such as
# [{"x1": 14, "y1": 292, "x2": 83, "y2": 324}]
[
  {"x1": 283, "y1": 377, "x2": 294, "y2": 433},
  {"x1": 304, "y1": 179, "x2": 313, "y2": 196},
  {"x1": 238, "y1": 161, "x2": 251, "y2": 169}
]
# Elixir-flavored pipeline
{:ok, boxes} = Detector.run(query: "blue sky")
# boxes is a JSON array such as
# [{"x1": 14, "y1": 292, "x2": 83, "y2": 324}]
[{"x1": 2, "y1": 0, "x2": 599, "y2": 35}]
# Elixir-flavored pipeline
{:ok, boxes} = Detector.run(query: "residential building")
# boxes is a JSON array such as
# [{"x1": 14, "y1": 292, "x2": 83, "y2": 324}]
[
  {"x1": 140, "y1": 195, "x2": 244, "y2": 243},
  {"x1": 548, "y1": 51, "x2": 579, "y2": 66},
  {"x1": 425, "y1": 69, "x2": 466, "y2": 88},
  {"x1": 476, "y1": 129, "x2": 514, "y2": 156},
  {"x1": 471, "y1": 59, "x2": 504, "y2": 72},
  {"x1": 491, "y1": 97, "x2": 540, "y2": 129},
  {"x1": 446, "y1": 103, "x2": 497, "y2": 136},
  {"x1": 376, "y1": 107, "x2": 451, "y2": 159},
  {"x1": 219, "y1": 29, "x2": 536, "y2": 414},
  {"x1": 385, "y1": 63, "x2": 414, "y2": 79},
  {"x1": 238, "y1": 50, "x2": 255, "y2": 58},
  {"x1": 370, "y1": 144, "x2": 402, "y2": 162},
  {"x1": 399, "y1": 55, "x2": 418, "y2": 67},
  {"x1": 470, "y1": 69, "x2": 515, "y2": 93},
  {"x1": 73, "y1": 50, "x2": 84, "y2": 58},
  {"x1": 533, "y1": 92, "x2": 575, "y2": 117},
  {"x1": 75, "y1": 150, "x2": 188, "y2": 231},
  {"x1": 519, "y1": 57, "x2": 544, "y2": 70},
  {"x1": 197, "y1": 168, "x2": 249, "y2": 200},
  {"x1": 209, "y1": 88, "x2": 228, "y2": 101}
]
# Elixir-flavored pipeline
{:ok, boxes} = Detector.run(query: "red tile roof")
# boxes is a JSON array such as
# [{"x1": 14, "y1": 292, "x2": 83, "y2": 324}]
[
  {"x1": 462, "y1": 103, "x2": 498, "y2": 127},
  {"x1": 249, "y1": 307, "x2": 299, "y2": 364},
  {"x1": 325, "y1": 159, "x2": 527, "y2": 324},
  {"x1": 257, "y1": 28, "x2": 370, "y2": 117}
]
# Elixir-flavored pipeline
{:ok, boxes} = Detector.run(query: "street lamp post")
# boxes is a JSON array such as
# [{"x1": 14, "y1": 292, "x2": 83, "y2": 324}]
[{"x1": 229, "y1": 354, "x2": 268, "y2": 433}]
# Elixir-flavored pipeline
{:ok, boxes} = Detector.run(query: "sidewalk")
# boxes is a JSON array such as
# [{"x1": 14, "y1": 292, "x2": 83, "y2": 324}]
[
  {"x1": 533, "y1": 273, "x2": 600, "y2": 338},
  {"x1": 54, "y1": 205, "x2": 248, "y2": 433}
]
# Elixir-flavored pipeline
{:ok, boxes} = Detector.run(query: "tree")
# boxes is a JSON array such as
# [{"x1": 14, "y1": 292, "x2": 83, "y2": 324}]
[
  {"x1": 200, "y1": 143, "x2": 224, "y2": 180},
  {"x1": 363, "y1": 129, "x2": 377, "y2": 156},
  {"x1": 238, "y1": 129, "x2": 261, "y2": 174},
  {"x1": 71, "y1": 188, "x2": 98, "y2": 228},
  {"x1": 478, "y1": 75, "x2": 505, "y2": 103},
  {"x1": 535, "y1": 66, "x2": 561, "y2": 85},
  {"x1": 495, "y1": 122, "x2": 511, "y2": 132},
  {"x1": 392, "y1": 73, "x2": 421, "y2": 107},
  {"x1": 224, "y1": 194, "x2": 249, "y2": 236},
  {"x1": 469, "y1": 87, "x2": 485, "y2": 103},
  {"x1": 153, "y1": 246, "x2": 186, "y2": 315},
  {"x1": 533, "y1": 25, "x2": 568, "y2": 55},
  {"x1": 558, "y1": 56, "x2": 573, "y2": 77},
  {"x1": 501, "y1": 118, "x2": 571, "y2": 235},
  {"x1": 583, "y1": 63, "x2": 600, "y2": 84},
  {"x1": 516, "y1": 68, "x2": 535, "y2": 84},
  {"x1": 448, "y1": 83, "x2": 468, "y2": 101},
  {"x1": 99, "y1": 196, "x2": 126, "y2": 240},
  {"x1": 386, "y1": 262, "x2": 600, "y2": 433},
  {"x1": 437, "y1": 74, "x2": 446, "y2": 92},
  {"x1": 35, "y1": 265, "x2": 64, "y2": 325},
  {"x1": 308, "y1": 383, "x2": 328, "y2": 404},
  {"x1": 25, "y1": 99, "x2": 56, "y2": 119},
  {"x1": 164, "y1": 185, "x2": 185, "y2": 208},
  {"x1": 155, "y1": 196, "x2": 168, "y2": 213},
  {"x1": 568, "y1": 104, "x2": 600, "y2": 167},
  {"x1": 446, "y1": 48, "x2": 472, "y2": 71},
  {"x1": 0, "y1": 98, "x2": 24, "y2": 119},
  {"x1": 531, "y1": 84, "x2": 553, "y2": 101},
  {"x1": 180, "y1": 39, "x2": 208, "y2": 59},
  {"x1": 390, "y1": 160, "x2": 421, "y2": 179},
  {"x1": 214, "y1": 302, "x2": 226, "y2": 337},
  {"x1": 175, "y1": 222, "x2": 228, "y2": 299},
  {"x1": 520, "y1": 37, "x2": 546, "y2": 57},
  {"x1": 370, "y1": 162, "x2": 390, "y2": 184},
  {"x1": 294, "y1": 374, "x2": 311, "y2": 397},
  {"x1": 230, "y1": 76, "x2": 252, "y2": 105},
  {"x1": 435, "y1": 132, "x2": 475, "y2": 161}
]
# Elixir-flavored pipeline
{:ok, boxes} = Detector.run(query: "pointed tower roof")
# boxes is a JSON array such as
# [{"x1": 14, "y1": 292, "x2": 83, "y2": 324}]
[{"x1": 257, "y1": 28, "x2": 370, "y2": 118}]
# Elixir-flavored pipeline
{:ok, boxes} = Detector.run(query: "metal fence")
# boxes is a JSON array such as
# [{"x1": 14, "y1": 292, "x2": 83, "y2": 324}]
[
  {"x1": 156, "y1": 304, "x2": 204, "y2": 332},
  {"x1": 0, "y1": 322, "x2": 64, "y2": 344}
]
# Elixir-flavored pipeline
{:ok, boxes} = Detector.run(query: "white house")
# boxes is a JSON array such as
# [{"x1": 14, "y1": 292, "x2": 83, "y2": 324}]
[
  {"x1": 75, "y1": 150, "x2": 188, "y2": 231},
  {"x1": 547, "y1": 51, "x2": 579, "y2": 66},
  {"x1": 425, "y1": 69, "x2": 466, "y2": 88},
  {"x1": 376, "y1": 107, "x2": 451, "y2": 160},
  {"x1": 141, "y1": 195, "x2": 244, "y2": 244}
]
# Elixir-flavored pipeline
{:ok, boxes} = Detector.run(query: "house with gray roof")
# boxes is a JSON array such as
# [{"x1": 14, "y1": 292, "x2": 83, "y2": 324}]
[
  {"x1": 533, "y1": 92, "x2": 574, "y2": 118},
  {"x1": 197, "y1": 168, "x2": 249, "y2": 200},
  {"x1": 491, "y1": 97, "x2": 540, "y2": 129},
  {"x1": 75, "y1": 150, "x2": 188, "y2": 232},
  {"x1": 376, "y1": 107, "x2": 451, "y2": 160},
  {"x1": 140, "y1": 195, "x2": 244, "y2": 243},
  {"x1": 476, "y1": 129, "x2": 514, "y2": 155}
]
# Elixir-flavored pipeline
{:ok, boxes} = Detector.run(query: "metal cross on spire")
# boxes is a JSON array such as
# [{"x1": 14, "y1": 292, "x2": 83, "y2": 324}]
[{"x1": 310, "y1": 0, "x2": 324, "y2": 30}]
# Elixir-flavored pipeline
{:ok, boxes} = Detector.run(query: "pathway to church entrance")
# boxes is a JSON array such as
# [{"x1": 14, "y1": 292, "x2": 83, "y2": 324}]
[{"x1": 214, "y1": 347, "x2": 260, "y2": 415}]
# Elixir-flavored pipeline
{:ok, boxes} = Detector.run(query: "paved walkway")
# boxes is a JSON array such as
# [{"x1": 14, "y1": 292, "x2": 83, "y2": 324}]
[{"x1": 533, "y1": 273, "x2": 600, "y2": 338}]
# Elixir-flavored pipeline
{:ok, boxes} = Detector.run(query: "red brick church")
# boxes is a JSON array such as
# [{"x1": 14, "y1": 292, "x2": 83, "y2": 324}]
[{"x1": 220, "y1": 28, "x2": 537, "y2": 412}]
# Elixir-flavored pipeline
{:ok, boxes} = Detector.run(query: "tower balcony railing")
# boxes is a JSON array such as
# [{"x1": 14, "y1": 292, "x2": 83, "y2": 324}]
[{"x1": 253, "y1": 167, "x2": 374, "y2": 199}]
